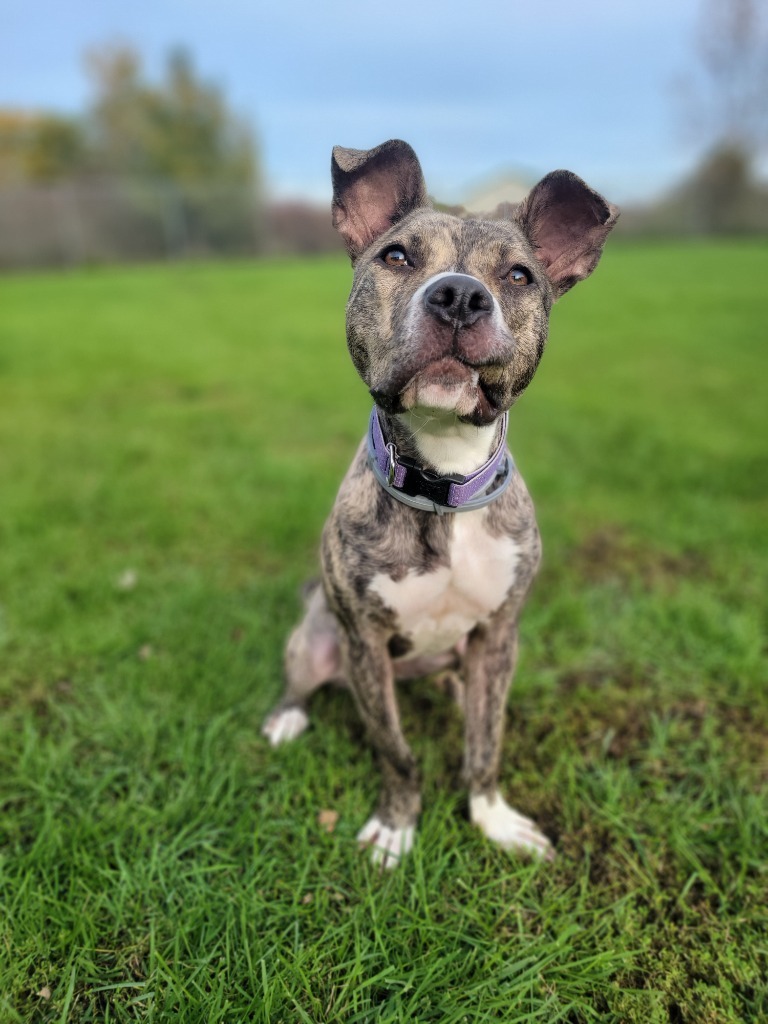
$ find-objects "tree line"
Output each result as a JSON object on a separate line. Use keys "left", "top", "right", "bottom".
{"left": 1, "top": 1, "right": 766, "bottom": 269}
{"left": 0, "top": 46, "right": 265, "bottom": 266}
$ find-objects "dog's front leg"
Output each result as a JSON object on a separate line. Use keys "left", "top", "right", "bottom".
{"left": 463, "top": 611, "right": 554, "bottom": 861}
{"left": 339, "top": 625, "right": 421, "bottom": 868}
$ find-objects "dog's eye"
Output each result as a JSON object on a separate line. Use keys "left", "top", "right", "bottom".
{"left": 507, "top": 267, "right": 531, "bottom": 286}
{"left": 381, "top": 246, "right": 410, "bottom": 268}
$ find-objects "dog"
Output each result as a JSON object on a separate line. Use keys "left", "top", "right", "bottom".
{"left": 263, "top": 139, "right": 618, "bottom": 867}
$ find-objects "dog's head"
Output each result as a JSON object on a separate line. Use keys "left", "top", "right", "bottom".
{"left": 332, "top": 139, "right": 618, "bottom": 427}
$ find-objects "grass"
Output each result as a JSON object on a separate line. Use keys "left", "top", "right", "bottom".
{"left": 0, "top": 241, "right": 766, "bottom": 1022}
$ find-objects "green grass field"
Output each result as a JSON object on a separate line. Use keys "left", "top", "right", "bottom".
{"left": 1, "top": 242, "right": 766, "bottom": 1023}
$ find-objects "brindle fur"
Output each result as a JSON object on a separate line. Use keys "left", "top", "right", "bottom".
{"left": 264, "top": 139, "right": 618, "bottom": 861}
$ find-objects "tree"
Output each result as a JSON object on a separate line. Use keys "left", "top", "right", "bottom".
{"left": 674, "top": 0, "right": 768, "bottom": 232}
{"left": 26, "top": 116, "right": 85, "bottom": 182}
{"left": 85, "top": 46, "right": 257, "bottom": 185}
{"left": 679, "top": 0, "right": 768, "bottom": 159}
{"left": 0, "top": 45, "right": 264, "bottom": 265}
{"left": 682, "top": 0, "right": 768, "bottom": 158}
{"left": 83, "top": 44, "right": 263, "bottom": 252}
{"left": 0, "top": 111, "right": 83, "bottom": 183}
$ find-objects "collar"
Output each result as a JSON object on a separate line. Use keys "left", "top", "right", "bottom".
{"left": 367, "top": 406, "right": 514, "bottom": 515}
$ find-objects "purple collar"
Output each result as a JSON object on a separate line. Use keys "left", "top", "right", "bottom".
{"left": 367, "top": 407, "right": 513, "bottom": 514}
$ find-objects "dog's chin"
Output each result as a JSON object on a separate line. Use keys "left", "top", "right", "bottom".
{"left": 402, "top": 381, "right": 478, "bottom": 418}
{"left": 398, "top": 359, "right": 476, "bottom": 417}
{"left": 398, "top": 359, "right": 502, "bottom": 425}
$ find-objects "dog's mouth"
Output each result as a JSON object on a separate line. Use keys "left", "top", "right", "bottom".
{"left": 372, "top": 357, "right": 505, "bottom": 425}
{"left": 401, "top": 357, "right": 478, "bottom": 416}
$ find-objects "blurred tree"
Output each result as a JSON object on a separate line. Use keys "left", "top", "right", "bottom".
{"left": 0, "top": 111, "right": 34, "bottom": 183}
{"left": 83, "top": 43, "right": 263, "bottom": 252}
{"left": 683, "top": 0, "right": 768, "bottom": 157}
{"left": 675, "top": 0, "right": 768, "bottom": 231}
{"left": 26, "top": 116, "right": 85, "bottom": 182}
{"left": 684, "top": 144, "right": 755, "bottom": 233}
{"left": 85, "top": 46, "right": 257, "bottom": 185}
{"left": 0, "top": 111, "right": 83, "bottom": 183}
{"left": 0, "top": 45, "right": 265, "bottom": 265}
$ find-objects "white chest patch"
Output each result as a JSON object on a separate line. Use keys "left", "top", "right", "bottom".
{"left": 370, "top": 510, "right": 520, "bottom": 658}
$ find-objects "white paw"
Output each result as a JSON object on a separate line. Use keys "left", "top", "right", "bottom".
{"left": 261, "top": 706, "right": 309, "bottom": 747}
{"left": 470, "top": 792, "right": 555, "bottom": 861}
{"left": 357, "top": 815, "right": 415, "bottom": 869}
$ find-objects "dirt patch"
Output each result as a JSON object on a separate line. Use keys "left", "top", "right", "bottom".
{"left": 569, "top": 525, "right": 712, "bottom": 592}
{"left": 547, "top": 663, "right": 657, "bottom": 760}
{"left": 556, "top": 663, "right": 644, "bottom": 694}
{"left": 670, "top": 697, "right": 768, "bottom": 782}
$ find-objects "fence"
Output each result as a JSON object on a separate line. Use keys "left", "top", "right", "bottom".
{"left": 0, "top": 179, "right": 265, "bottom": 269}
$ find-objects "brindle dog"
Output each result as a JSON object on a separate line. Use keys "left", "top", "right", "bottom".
{"left": 263, "top": 140, "right": 618, "bottom": 866}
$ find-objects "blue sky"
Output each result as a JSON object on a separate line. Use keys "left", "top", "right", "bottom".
{"left": 3, "top": 0, "right": 710, "bottom": 206}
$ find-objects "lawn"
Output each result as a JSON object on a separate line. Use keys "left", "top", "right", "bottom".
{"left": 0, "top": 241, "right": 766, "bottom": 1023}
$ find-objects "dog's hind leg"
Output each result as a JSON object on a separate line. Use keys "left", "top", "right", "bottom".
{"left": 262, "top": 583, "right": 344, "bottom": 747}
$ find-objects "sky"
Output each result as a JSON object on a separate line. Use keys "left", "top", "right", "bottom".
{"left": 2, "top": 0, "right": 713, "bottom": 207}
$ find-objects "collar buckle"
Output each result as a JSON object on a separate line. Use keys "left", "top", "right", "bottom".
{"left": 385, "top": 442, "right": 397, "bottom": 486}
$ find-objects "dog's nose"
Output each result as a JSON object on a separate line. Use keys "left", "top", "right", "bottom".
{"left": 423, "top": 274, "right": 493, "bottom": 328}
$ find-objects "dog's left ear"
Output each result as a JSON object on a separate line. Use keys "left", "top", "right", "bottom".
{"left": 516, "top": 171, "right": 619, "bottom": 297}
{"left": 331, "top": 139, "right": 429, "bottom": 260}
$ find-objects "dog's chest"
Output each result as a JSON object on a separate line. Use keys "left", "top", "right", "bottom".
{"left": 369, "top": 509, "right": 520, "bottom": 658}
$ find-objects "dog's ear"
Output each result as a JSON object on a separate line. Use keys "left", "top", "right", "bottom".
{"left": 331, "top": 139, "right": 429, "bottom": 260}
{"left": 516, "top": 171, "right": 619, "bottom": 297}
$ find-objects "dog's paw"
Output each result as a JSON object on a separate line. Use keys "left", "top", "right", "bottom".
{"left": 357, "top": 815, "right": 415, "bottom": 869}
{"left": 261, "top": 706, "right": 309, "bottom": 747}
{"left": 470, "top": 792, "right": 555, "bottom": 862}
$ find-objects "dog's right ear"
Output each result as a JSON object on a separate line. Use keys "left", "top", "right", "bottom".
{"left": 331, "top": 140, "right": 429, "bottom": 260}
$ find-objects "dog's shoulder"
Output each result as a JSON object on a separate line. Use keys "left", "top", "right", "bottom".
{"left": 321, "top": 442, "right": 453, "bottom": 602}
{"left": 486, "top": 468, "right": 542, "bottom": 582}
